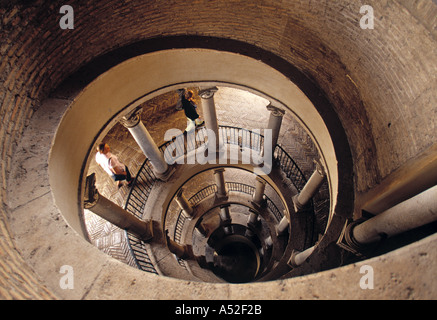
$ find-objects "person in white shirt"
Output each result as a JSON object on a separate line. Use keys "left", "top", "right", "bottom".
{"left": 95, "top": 143, "right": 134, "bottom": 188}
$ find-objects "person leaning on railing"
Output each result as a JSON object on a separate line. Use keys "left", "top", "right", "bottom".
{"left": 95, "top": 143, "right": 134, "bottom": 188}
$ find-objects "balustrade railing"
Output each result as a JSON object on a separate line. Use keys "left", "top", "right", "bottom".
{"left": 123, "top": 125, "right": 312, "bottom": 274}
{"left": 123, "top": 159, "right": 158, "bottom": 274}
{"left": 172, "top": 182, "right": 284, "bottom": 243}
{"left": 274, "top": 145, "right": 307, "bottom": 192}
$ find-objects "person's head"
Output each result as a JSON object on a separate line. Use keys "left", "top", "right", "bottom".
{"left": 184, "top": 90, "right": 194, "bottom": 101}
{"left": 97, "top": 143, "right": 110, "bottom": 154}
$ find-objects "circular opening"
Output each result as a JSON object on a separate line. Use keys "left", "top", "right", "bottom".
{"left": 48, "top": 48, "right": 344, "bottom": 285}
{"left": 212, "top": 235, "right": 260, "bottom": 283}
{"left": 50, "top": 49, "right": 338, "bottom": 237}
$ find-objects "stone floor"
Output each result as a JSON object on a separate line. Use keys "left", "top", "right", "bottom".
{"left": 84, "top": 86, "right": 325, "bottom": 270}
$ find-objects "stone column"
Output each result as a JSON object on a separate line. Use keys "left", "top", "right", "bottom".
{"left": 288, "top": 246, "right": 316, "bottom": 268}
{"left": 121, "top": 107, "right": 173, "bottom": 181}
{"left": 175, "top": 187, "right": 194, "bottom": 217}
{"left": 196, "top": 223, "right": 209, "bottom": 237}
{"left": 247, "top": 209, "right": 259, "bottom": 226}
{"left": 293, "top": 160, "right": 326, "bottom": 212}
{"left": 265, "top": 236, "right": 273, "bottom": 249}
{"left": 219, "top": 204, "right": 232, "bottom": 234}
{"left": 165, "top": 230, "right": 193, "bottom": 260}
{"left": 246, "top": 209, "right": 260, "bottom": 238}
{"left": 253, "top": 176, "right": 267, "bottom": 205}
{"left": 219, "top": 205, "right": 232, "bottom": 222}
{"left": 84, "top": 174, "right": 153, "bottom": 241}
{"left": 351, "top": 185, "right": 437, "bottom": 245}
{"left": 199, "top": 87, "right": 220, "bottom": 150}
{"left": 255, "top": 104, "right": 285, "bottom": 175}
{"left": 276, "top": 215, "right": 289, "bottom": 236}
{"left": 214, "top": 168, "right": 227, "bottom": 198}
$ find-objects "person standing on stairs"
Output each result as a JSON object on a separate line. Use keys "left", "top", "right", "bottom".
{"left": 179, "top": 89, "right": 204, "bottom": 133}
{"left": 95, "top": 143, "right": 134, "bottom": 188}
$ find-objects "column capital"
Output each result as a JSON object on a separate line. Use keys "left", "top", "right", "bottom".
{"left": 220, "top": 203, "right": 231, "bottom": 209}
{"left": 267, "top": 104, "right": 285, "bottom": 117}
{"left": 255, "top": 176, "right": 267, "bottom": 185}
{"left": 292, "top": 194, "right": 304, "bottom": 212}
{"left": 276, "top": 215, "right": 290, "bottom": 236}
{"left": 175, "top": 187, "right": 194, "bottom": 217}
{"left": 120, "top": 106, "right": 142, "bottom": 128}
{"left": 219, "top": 205, "right": 232, "bottom": 223}
{"left": 166, "top": 230, "right": 194, "bottom": 260}
{"left": 199, "top": 87, "right": 218, "bottom": 99}
{"left": 247, "top": 209, "right": 261, "bottom": 230}
{"left": 314, "top": 159, "right": 326, "bottom": 177}
{"left": 213, "top": 167, "right": 226, "bottom": 174}
{"left": 176, "top": 187, "right": 186, "bottom": 198}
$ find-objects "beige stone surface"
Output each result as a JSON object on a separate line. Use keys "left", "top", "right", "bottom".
{"left": 1, "top": 0, "right": 436, "bottom": 299}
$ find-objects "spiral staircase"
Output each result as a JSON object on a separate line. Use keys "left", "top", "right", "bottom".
{"left": 84, "top": 87, "right": 330, "bottom": 284}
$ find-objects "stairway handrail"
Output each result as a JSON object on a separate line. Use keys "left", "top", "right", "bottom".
{"left": 124, "top": 125, "right": 309, "bottom": 274}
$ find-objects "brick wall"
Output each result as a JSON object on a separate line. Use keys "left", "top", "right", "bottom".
{"left": 0, "top": 0, "right": 435, "bottom": 299}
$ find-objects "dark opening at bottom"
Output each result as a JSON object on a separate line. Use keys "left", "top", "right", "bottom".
{"left": 212, "top": 239, "right": 260, "bottom": 283}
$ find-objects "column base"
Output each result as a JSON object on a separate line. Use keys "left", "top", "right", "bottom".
{"left": 287, "top": 247, "right": 316, "bottom": 268}
{"left": 275, "top": 214, "right": 290, "bottom": 236}
{"left": 287, "top": 250, "right": 302, "bottom": 268}
{"left": 250, "top": 200, "right": 266, "bottom": 211}
{"left": 215, "top": 193, "right": 228, "bottom": 201}
{"left": 135, "top": 220, "right": 154, "bottom": 242}
{"left": 154, "top": 166, "right": 176, "bottom": 182}
{"left": 292, "top": 194, "right": 305, "bottom": 213}
{"left": 336, "top": 218, "right": 369, "bottom": 258}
